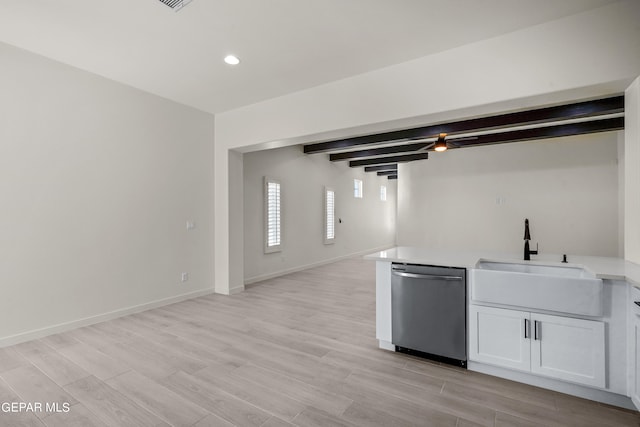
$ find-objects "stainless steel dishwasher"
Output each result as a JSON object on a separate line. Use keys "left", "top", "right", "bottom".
{"left": 391, "top": 263, "right": 467, "bottom": 367}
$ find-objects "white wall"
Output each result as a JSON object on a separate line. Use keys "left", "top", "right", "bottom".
{"left": 0, "top": 42, "right": 215, "bottom": 345}
{"left": 214, "top": 1, "right": 640, "bottom": 293}
{"left": 243, "top": 145, "right": 396, "bottom": 283}
{"left": 625, "top": 77, "right": 640, "bottom": 263}
{"left": 396, "top": 133, "right": 621, "bottom": 257}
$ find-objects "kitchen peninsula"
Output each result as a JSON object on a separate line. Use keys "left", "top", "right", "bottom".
{"left": 366, "top": 246, "right": 640, "bottom": 411}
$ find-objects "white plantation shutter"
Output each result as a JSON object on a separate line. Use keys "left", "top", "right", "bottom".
{"left": 354, "top": 179, "right": 363, "bottom": 198}
{"left": 326, "top": 190, "right": 335, "bottom": 239}
{"left": 264, "top": 177, "right": 282, "bottom": 253}
{"left": 324, "top": 187, "right": 335, "bottom": 244}
{"left": 267, "top": 182, "right": 281, "bottom": 246}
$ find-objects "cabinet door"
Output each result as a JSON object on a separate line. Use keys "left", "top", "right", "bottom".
{"left": 469, "top": 305, "right": 530, "bottom": 372}
{"left": 630, "top": 285, "right": 640, "bottom": 410}
{"left": 375, "top": 262, "right": 392, "bottom": 343}
{"left": 530, "top": 313, "right": 605, "bottom": 388}
{"left": 632, "top": 318, "right": 640, "bottom": 409}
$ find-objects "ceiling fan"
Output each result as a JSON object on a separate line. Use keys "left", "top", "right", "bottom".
{"left": 411, "top": 133, "right": 478, "bottom": 152}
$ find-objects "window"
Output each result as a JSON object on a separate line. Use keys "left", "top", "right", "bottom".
{"left": 264, "top": 177, "right": 281, "bottom": 253}
{"left": 380, "top": 185, "right": 387, "bottom": 201}
{"left": 354, "top": 179, "right": 363, "bottom": 198}
{"left": 324, "top": 187, "right": 335, "bottom": 244}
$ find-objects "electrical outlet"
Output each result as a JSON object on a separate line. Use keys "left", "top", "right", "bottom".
{"left": 186, "top": 221, "right": 195, "bottom": 230}
{"left": 181, "top": 272, "right": 189, "bottom": 282}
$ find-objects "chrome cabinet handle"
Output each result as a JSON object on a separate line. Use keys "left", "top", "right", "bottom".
{"left": 524, "top": 319, "right": 530, "bottom": 339}
{"left": 392, "top": 271, "right": 463, "bottom": 281}
{"left": 534, "top": 320, "right": 540, "bottom": 340}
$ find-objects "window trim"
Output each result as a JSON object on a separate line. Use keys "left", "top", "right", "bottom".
{"left": 264, "top": 176, "right": 282, "bottom": 253}
{"left": 380, "top": 185, "right": 387, "bottom": 202}
{"left": 324, "top": 186, "right": 336, "bottom": 245}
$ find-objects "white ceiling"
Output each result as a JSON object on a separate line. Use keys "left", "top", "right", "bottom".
{"left": 0, "top": 0, "right": 619, "bottom": 114}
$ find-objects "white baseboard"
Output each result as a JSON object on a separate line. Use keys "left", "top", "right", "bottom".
{"left": 0, "top": 288, "right": 215, "bottom": 348}
{"left": 378, "top": 340, "right": 395, "bottom": 351}
{"left": 468, "top": 361, "right": 635, "bottom": 410}
{"left": 244, "top": 245, "right": 392, "bottom": 286}
{"left": 228, "top": 285, "right": 245, "bottom": 295}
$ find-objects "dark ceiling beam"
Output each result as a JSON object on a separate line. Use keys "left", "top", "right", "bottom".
{"left": 364, "top": 164, "right": 397, "bottom": 172}
{"left": 303, "top": 96, "right": 623, "bottom": 154}
{"left": 451, "top": 116, "right": 623, "bottom": 149}
{"left": 349, "top": 152, "right": 429, "bottom": 167}
{"left": 337, "top": 116, "right": 623, "bottom": 159}
{"left": 388, "top": 175, "right": 398, "bottom": 180}
{"left": 377, "top": 171, "right": 397, "bottom": 176}
{"left": 330, "top": 142, "right": 428, "bottom": 161}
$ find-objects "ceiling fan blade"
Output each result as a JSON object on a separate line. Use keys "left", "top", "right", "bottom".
{"left": 447, "top": 136, "right": 478, "bottom": 147}
{"left": 418, "top": 142, "right": 435, "bottom": 151}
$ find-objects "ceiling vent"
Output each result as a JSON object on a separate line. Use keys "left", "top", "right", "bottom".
{"left": 158, "top": 0, "right": 193, "bottom": 12}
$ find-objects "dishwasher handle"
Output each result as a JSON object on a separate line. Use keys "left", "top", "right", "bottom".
{"left": 392, "top": 271, "right": 463, "bottom": 281}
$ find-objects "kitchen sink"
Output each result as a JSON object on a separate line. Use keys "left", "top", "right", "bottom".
{"left": 470, "top": 259, "right": 603, "bottom": 316}
{"left": 475, "top": 259, "right": 596, "bottom": 278}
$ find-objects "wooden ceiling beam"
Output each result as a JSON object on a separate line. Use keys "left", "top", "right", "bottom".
{"left": 364, "top": 164, "right": 397, "bottom": 172}
{"left": 303, "top": 96, "right": 623, "bottom": 154}
{"left": 349, "top": 152, "right": 429, "bottom": 167}
{"left": 330, "top": 142, "right": 428, "bottom": 161}
{"left": 335, "top": 116, "right": 622, "bottom": 162}
{"left": 450, "top": 116, "right": 623, "bottom": 149}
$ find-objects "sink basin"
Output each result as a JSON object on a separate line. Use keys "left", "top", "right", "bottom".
{"left": 470, "top": 259, "right": 603, "bottom": 316}
{"left": 475, "top": 260, "right": 596, "bottom": 278}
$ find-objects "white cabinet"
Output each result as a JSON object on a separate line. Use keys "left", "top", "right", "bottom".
{"left": 530, "top": 312, "right": 605, "bottom": 387}
{"left": 375, "top": 261, "right": 393, "bottom": 349}
{"left": 630, "top": 318, "right": 640, "bottom": 409}
{"left": 469, "top": 305, "right": 530, "bottom": 371}
{"left": 629, "top": 285, "right": 640, "bottom": 410}
{"left": 470, "top": 305, "right": 605, "bottom": 388}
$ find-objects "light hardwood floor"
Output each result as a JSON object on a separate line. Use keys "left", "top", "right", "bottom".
{"left": 1, "top": 257, "right": 639, "bottom": 426}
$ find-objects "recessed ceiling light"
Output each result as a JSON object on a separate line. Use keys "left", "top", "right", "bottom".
{"left": 224, "top": 55, "right": 240, "bottom": 65}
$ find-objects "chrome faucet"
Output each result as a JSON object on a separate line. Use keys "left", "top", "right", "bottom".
{"left": 524, "top": 218, "right": 538, "bottom": 261}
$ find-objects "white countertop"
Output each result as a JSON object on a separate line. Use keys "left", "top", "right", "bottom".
{"left": 364, "top": 246, "right": 640, "bottom": 287}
